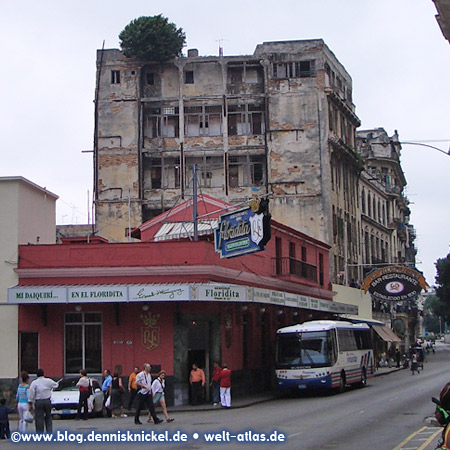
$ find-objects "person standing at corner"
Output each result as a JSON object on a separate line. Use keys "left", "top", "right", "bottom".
{"left": 28, "top": 368, "right": 58, "bottom": 434}
{"left": 16, "top": 371, "right": 30, "bottom": 433}
{"left": 210, "top": 362, "right": 222, "bottom": 406}
{"left": 134, "top": 363, "right": 162, "bottom": 425}
{"left": 127, "top": 366, "right": 139, "bottom": 410}
{"left": 75, "top": 369, "right": 90, "bottom": 421}
{"left": 102, "top": 369, "right": 112, "bottom": 417}
{"left": 189, "top": 363, "right": 205, "bottom": 406}
{"left": 219, "top": 364, "right": 232, "bottom": 408}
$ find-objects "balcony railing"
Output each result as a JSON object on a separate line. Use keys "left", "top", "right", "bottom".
{"left": 272, "top": 257, "right": 318, "bottom": 282}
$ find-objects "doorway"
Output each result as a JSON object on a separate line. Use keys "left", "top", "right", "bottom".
{"left": 188, "top": 321, "right": 209, "bottom": 403}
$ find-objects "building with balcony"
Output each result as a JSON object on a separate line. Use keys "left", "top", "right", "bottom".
{"left": 8, "top": 195, "right": 359, "bottom": 404}
{"left": 94, "top": 39, "right": 361, "bottom": 283}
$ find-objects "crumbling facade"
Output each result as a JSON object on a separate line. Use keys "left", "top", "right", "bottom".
{"left": 356, "top": 128, "right": 416, "bottom": 277}
{"left": 94, "top": 39, "right": 362, "bottom": 282}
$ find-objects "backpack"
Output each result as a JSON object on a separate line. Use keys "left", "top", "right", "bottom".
{"left": 87, "top": 378, "right": 93, "bottom": 396}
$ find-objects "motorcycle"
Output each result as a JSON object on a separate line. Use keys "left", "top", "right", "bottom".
{"left": 432, "top": 397, "right": 450, "bottom": 449}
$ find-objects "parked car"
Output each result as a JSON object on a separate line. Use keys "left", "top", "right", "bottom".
{"left": 51, "top": 376, "right": 104, "bottom": 417}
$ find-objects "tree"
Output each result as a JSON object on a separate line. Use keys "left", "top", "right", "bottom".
{"left": 119, "top": 15, "right": 186, "bottom": 62}
{"left": 435, "top": 253, "right": 450, "bottom": 322}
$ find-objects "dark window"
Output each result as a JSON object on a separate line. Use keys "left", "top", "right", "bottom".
{"left": 146, "top": 73, "right": 154, "bottom": 85}
{"left": 185, "top": 71, "right": 194, "bottom": 84}
{"left": 319, "top": 253, "right": 324, "bottom": 286}
{"left": 337, "top": 329, "right": 358, "bottom": 351}
{"left": 276, "top": 237, "right": 282, "bottom": 275}
{"left": 111, "top": 70, "right": 120, "bottom": 84}
{"left": 151, "top": 158, "right": 162, "bottom": 189}
{"left": 65, "top": 312, "right": 102, "bottom": 374}
{"left": 20, "top": 332, "right": 38, "bottom": 374}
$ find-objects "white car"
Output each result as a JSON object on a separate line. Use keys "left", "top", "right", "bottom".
{"left": 51, "top": 376, "right": 104, "bottom": 417}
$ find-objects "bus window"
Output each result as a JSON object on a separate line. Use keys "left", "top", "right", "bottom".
{"left": 276, "top": 331, "right": 333, "bottom": 368}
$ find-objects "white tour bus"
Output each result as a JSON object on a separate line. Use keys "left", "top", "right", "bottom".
{"left": 275, "top": 320, "right": 374, "bottom": 392}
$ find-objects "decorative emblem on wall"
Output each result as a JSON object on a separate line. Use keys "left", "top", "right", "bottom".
{"left": 140, "top": 311, "right": 160, "bottom": 351}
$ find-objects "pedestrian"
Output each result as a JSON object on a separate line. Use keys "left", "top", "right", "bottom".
{"left": 28, "top": 368, "right": 58, "bottom": 434}
{"left": 0, "top": 398, "right": 13, "bottom": 439}
{"left": 210, "top": 362, "right": 222, "bottom": 406}
{"left": 411, "top": 353, "right": 420, "bottom": 375}
{"left": 75, "top": 369, "right": 90, "bottom": 421}
{"left": 110, "top": 371, "right": 127, "bottom": 418}
{"left": 134, "top": 363, "right": 163, "bottom": 425}
{"left": 189, "top": 363, "right": 205, "bottom": 406}
{"left": 16, "top": 371, "right": 30, "bottom": 433}
{"left": 127, "top": 366, "right": 139, "bottom": 410}
{"left": 219, "top": 364, "right": 232, "bottom": 408}
{"left": 102, "top": 369, "right": 112, "bottom": 417}
{"left": 395, "top": 349, "right": 401, "bottom": 368}
{"left": 151, "top": 370, "right": 174, "bottom": 423}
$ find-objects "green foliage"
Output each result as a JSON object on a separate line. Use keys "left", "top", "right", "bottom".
{"left": 435, "top": 253, "right": 450, "bottom": 322}
{"left": 119, "top": 15, "right": 186, "bottom": 62}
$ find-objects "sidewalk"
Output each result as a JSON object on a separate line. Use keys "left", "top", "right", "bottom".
{"left": 153, "top": 365, "right": 403, "bottom": 414}
{"left": 7, "top": 366, "right": 403, "bottom": 420}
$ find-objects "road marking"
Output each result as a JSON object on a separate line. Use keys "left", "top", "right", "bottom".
{"left": 416, "top": 429, "right": 441, "bottom": 450}
{"left": 392, "top": 426, "right": 441, "bottom": 450}
{"left": 392, "top": 426, "right": 427, "bottom": 450}
{"left": 288, "top": 432, "right": 302, "bottom": 438}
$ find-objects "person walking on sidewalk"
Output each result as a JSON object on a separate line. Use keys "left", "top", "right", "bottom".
{"left": 134, "top": 363, "right": 162, "bottom": 425}
{"left": 28, "top": 368, "right": 58, "bottom": 434}
{"left": 151, "top": 371, "right": 174, "bottom": 423}
{"left": 16, "top": 371, "right": 30, "bottom": 433}
{"left": 127, "top": 366, "right": 139, "bottom": 410}
{"left": 219, "top": 364, "right": 232, "bottom": 408}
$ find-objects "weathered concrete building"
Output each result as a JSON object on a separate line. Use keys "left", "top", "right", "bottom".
{"left": 94, "top": 39, "right": 362, "bottom": 282}
{"left": 356, "top": 128, "right": 416, "bottom": 275}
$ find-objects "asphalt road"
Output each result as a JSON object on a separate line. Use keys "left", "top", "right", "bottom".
{"left": 4, "top": 344, "right": 450, "bottom": 449}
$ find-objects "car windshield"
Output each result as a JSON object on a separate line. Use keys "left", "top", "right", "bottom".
{"left": 54, "top": 378, "right": 79, "bottom": 391}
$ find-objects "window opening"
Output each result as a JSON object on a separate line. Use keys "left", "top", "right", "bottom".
{"left": 111, "top": 70, "right": 121, "bottom": 84}
{"left": 65, "top": 312, "right": 102, "bottom": 374}
{"left": 185, "top": 71, "right": 194, "bottom": 84}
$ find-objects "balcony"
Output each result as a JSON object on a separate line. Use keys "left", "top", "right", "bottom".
{"left": 272, "top": 257, "right": 318, "bottom": 282}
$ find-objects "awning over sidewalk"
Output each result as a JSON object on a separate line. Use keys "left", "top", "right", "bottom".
{"left": 372, "top": 325, "right": 401, "bottom": 342}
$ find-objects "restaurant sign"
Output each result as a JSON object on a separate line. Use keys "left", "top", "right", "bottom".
{"left": 361, "top": 265, "right": 428, "bottom": 302}
{"left": 214, "top": 206, "right": 268, "bottom": 258}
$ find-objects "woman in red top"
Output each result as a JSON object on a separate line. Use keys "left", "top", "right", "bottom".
{"left": 219, "top": 364, "right": 231, "bottom": 408}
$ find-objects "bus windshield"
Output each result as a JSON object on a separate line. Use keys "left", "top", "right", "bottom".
{"left": 276, "top": 331, "right": 333, "bottom": 368}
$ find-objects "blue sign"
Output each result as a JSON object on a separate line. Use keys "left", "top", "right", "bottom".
{"left": 215, "top": 207, "right": 264, "bottom": 258}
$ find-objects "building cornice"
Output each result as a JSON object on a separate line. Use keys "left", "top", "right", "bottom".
{"left": 15, "top": 264, "right": 334, "bottom": 300}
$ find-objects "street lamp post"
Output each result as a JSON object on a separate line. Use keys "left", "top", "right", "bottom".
{"left": 401, "top": 141, "right": 450, "bottom": 156}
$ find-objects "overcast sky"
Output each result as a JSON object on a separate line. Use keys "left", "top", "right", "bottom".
{"left": 1, "top": 0, "right": 449, "bottom": 286}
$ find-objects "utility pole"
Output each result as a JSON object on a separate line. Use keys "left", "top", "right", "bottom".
{"left": 193, "top": 164, "right": 198, "bottom": 241}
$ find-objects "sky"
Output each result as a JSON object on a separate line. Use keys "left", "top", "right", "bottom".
{"left": 1, "top": 0, "right": 449, "bottom": 287}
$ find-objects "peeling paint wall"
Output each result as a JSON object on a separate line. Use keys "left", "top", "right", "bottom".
{"left": 94, "top": 40, "right": 361, "bottom": 281}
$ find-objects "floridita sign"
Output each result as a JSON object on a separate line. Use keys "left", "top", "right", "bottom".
{"left": 8, "top": 283, "right": 358, "bottom": 314}
{"left": 361, "top": 265, "right": 428, "bottom": 302}
{"left": 214, "top": 199, "right": 271, "bottom": 258}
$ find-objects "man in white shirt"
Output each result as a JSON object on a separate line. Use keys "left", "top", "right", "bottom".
{"left": 134, "top": 363, "right": 162, "bottom": 425}
{"left": 28, "top": 368, "right": 58, "bottom": 433}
